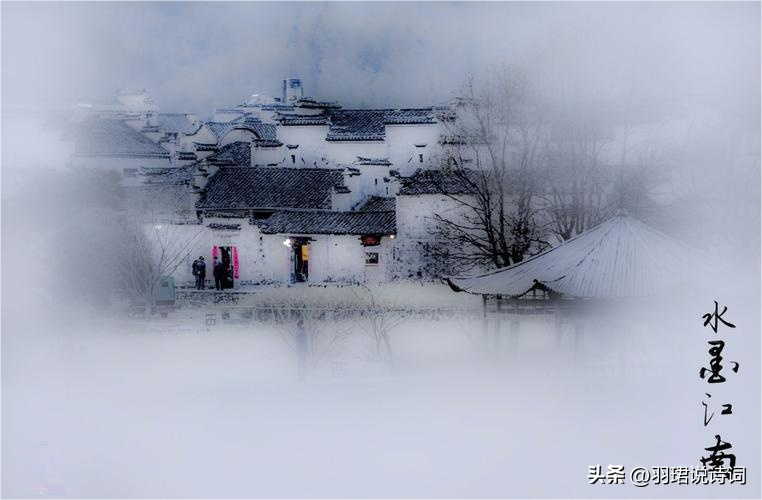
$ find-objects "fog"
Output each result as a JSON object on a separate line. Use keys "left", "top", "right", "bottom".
{"left": 1, "top": 2, "right": 760, "bottom": 499}
{"left": 2, "top": 2, "right": 759, "bottom": 121}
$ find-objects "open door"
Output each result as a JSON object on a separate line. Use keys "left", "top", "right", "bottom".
{"left": 213, "top": 246, "right": 238, "bottom": 289}
{"left": 289, "top": 238, "right": 310, "bottom": 283}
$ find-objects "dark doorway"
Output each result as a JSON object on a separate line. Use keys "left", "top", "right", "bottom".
{"left": 291, "top": 238, "right": 310, "bottom": 283}
{"left": 218, "top": 246, "right": 235, "bottom": 289}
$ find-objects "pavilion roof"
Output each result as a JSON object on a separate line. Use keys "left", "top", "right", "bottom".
{"left": 448, "top": 215, "right": 699, "bottom": 299}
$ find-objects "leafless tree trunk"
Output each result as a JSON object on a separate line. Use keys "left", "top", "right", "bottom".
{"left": 430, "top": 69, "right": 549, "bottom": 274}
{"left": 539, "top": 119, "right": 611, "bottom": 241}
{"left": 112, "top": 210, "right": 205, "bottom": 316}
{"left": 267, "top": 303, "right": 355, "bottom": 379}
{"left": 351, "top": 285, "right": 406, "bottom": 364}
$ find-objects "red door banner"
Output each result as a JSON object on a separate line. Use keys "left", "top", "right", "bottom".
{"left": 233, "top": 247, "right": 239, "bottom": 279}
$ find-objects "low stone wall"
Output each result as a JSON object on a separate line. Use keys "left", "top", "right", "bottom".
{"left": 176, "top": 289, "right": 257, "bottom": 306}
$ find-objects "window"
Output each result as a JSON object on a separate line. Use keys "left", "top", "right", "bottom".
{"left": 291, "top": 154, "right": 296, "bottom": 164}
{"left": 374, "top": 178, "right": 378, "bottom": 185}
{"left": 419, "top": 154, "right": 424, "bottom": 163}
{"left": 365, "top": 252, "right": 379, "bottom": 265}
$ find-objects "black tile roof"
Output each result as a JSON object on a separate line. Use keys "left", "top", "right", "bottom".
{"left": 206, "top": 142, "right": 251, "bottom": 166}
{"left": 398, "top": 168, "right": 479, "bottom": 195}
{"left": 197, "top": 167, "right": 345, "bottom": 211}
{"left": 202, "top": 210, "right": 250, "bottom": 219}
{"left": 295, "top": 98, "right": 342, "bottom": 109}
{"left": 355, "top": 157, "right": 392, "bottom": 166}
{"left": 258, "top": 210, "right": 395, "bottom": 235}
{"left": 176, "top": 151, "right": 197, "bottom": 161}
{"left": 326, "top": 110, "right": 387, "bottom": 141}
{"left": 193, "top": 143, "right": 219, "bottom": 152}
{"left": 141, "top": 164, "right": 195, "bottom": 184}
{"left": 356, "top": 196, "right": 396, "bottom": 212}
{"left": 277, "top": 108, "right": 436, "bottom": 141}
{"left": 278, "top": 115, "right": 331, "bottom": 126}
{"left": 70, "top": 118, "right": 170, "bottom": 157}
{"left": 204, "top": 121, "right": 279, "bottom": 142}
{"left": 208, "top": 222, "right": 242, "bottom": 231}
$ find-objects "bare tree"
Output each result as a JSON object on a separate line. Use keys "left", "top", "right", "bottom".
{"left": 429, "top": 68, "right": 548, "bottom": 273}
{"left": 538, "top": 95, "right": 673, "bottom": 241}
{"left": 351, "top": 285, "right": 406, "bottom": 364}
{"left": 538, "top": 111, "right": 612, "bottom": 241}
{"left": 111, "top": 215, "right": 205, "bottom": 316}
{"left": 265, "top": 304, "right": 355, "bottom": 379}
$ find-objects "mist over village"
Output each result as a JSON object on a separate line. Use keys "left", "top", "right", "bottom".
{"left": 1, "top": 2, "right": 760, "bottom": 498}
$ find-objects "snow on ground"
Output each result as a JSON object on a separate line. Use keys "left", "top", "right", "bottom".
{"left": 2, "top": 283, "right": 760, "bottom": 498}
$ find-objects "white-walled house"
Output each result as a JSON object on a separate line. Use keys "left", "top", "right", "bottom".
{"left": 137, "top": 163, "right": 397, "bottom": 288}
{"left": 78, "top": 79, "right": 543, "bottom": 288}
{"left": 178, "top": 121, "right": 284, "bottom": 165}
{"left": 275, "top": 108, "right": 444, "bottom": 176}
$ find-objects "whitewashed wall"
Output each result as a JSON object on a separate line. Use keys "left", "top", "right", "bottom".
{"left": 325, "top": 141, "right": 387, "bottom": 165}
{"left": 178, "top": 126, "right": 215, "bottom": 151}
{"left": 157, "top": 220, "right": 393, "bottom": 287}
{"left": 276, "top": 122, "right": 444, "bottom": 171}
{"left": 391, "top": 194, "right": 471, "bottom": 280}
{"left": 385, "top": 123, "right": 442, "bottom": 175}
{"left": 277, "top": 126, "right": 331, "bottom": 166}
{"left": 218, "top": 128, "right": 255, "bottom": 147}
{"left": 251, "top": 146, "right": 286, "bottom": 166}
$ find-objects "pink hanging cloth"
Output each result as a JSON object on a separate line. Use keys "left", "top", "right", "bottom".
{"left": 212, "top": 246, "right": 219, "bottom": 261}
{"left": 233, "top": 247, "right": 240, "bottom": 279}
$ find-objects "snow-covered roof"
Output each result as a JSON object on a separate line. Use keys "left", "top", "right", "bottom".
{"left": 140, "top": 164, "right": 195, "bottom": 184}
{"left": 257, "top": 210, "right": 395, "bottom": 235}
{"left": 206, "top": 142, "right": 251, "bottom": 166}
{"left": 356, "top": 196, "right": 396, "bottom": 212}
{"left": 70, "top": 118, "right": 170, "bottom": 157}
{"left": 277, "top": 108, "right": 436, "bottom": 141}
{"left": 157, "top": 113, "right": 197, "bottom": 135}
{"left": 355, "top": 157, "right": 392, "bottom": 166}
{"left": 201, "top": 121, "right": 279, "bottom": 143}
{"left": 295, "top": 97, "right": 342, "bottom": 110}
{"left": 448, "top": 215, "right": 699, "bottom": 299}
{"left": 398, "top": 168, "right": 478, "bottom": 196}
{"left": 197, "top": 167, "right": 345, "bottom": 211}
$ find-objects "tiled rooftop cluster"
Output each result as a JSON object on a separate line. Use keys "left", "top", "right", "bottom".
{"left": 196, "top": 167, "right": 345, "bottom": 211}
{"left": 278, "top": 108, "right": 436, "bottom": 142}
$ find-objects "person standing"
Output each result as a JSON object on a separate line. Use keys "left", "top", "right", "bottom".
{"left": 213, "top": 257, "right": 225, "bottom": 291}
{"left": 192, "top": 256, "right": 206, "bottom": 290}
{"left": 192, "top": 257, "right": 199, "bottom": 288}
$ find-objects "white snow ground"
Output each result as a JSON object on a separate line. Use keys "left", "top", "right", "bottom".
{"left": 2, "top": 281, "right": 759, "bottom": 498}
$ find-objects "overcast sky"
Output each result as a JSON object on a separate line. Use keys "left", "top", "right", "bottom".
{"left": 2, "top": 1, "right": 760, "bottom": 125}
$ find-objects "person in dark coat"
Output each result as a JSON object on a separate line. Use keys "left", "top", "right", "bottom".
{"left": 192, "top": 256, "right": 206, "bottom": 290}
{"left": 213, "top": 257, "right": 226, "bottom": 290}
